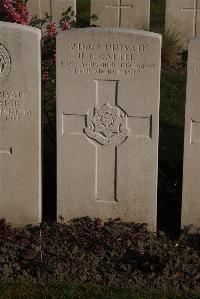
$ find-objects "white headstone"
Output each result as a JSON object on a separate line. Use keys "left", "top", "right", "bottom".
{"left": 51, "top": 0, "right": 76, "bottom": 25}
{"left": 91, "top": 0, "right": 150, "bottom": 29}
{"left": 182, "top": 38, "right": 200, "bottom": 228}
{"left": 27, "top": 0, "right": 51, "bottom": 20}
{"left": 57, "top": 28, "right": 161, "bottom": 231}
{"left": 27, "top": 0, "right": 76, "bottom": 25}
{"left": 165, "top": 0, "right": 200, "bottom": 47}
{"left": 0, "top": 22, "right": 41, "bottom": 226}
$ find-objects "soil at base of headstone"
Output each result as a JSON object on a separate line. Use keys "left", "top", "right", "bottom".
{"left": 0, "top": 217, "right": 199, "bottom": 294}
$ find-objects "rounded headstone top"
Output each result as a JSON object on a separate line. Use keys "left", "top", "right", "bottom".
{"left": 0, "top": 21, "right": 41, "bottom": 37}
{"left": 58, "top": 27, "right": 162, "bottom": 40}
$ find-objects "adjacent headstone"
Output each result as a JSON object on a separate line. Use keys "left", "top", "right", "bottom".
{"left": 0, "top": 22, "right": 41, "bottom": 226}
{"left": 27, "top": 0, "right": 51, "bottom": 20}
{"left": 91, "top": 0, "right": 150, "bottom": 29}
{"left": 27, "top": 0, "right": 76, "bottom": 25}
{"left": 182, "top": 38, "right": 200, "bottom": 228}
{"left": 165, "top": 0, "right": 200, "bottom": 47}
{"left": 51, "top": 0, "right": 76, "bottom": 25}
{"left": 57, "top": 28, "right": 161, "bottom": 231}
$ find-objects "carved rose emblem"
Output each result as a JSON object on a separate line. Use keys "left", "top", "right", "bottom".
{"left": 0, "top": 45, "right": 11, "bottom": 80}
{"left": 84, "top": 103, "right": 129, "bottom": 146}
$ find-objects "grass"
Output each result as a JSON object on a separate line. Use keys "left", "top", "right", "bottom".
{"left": 162, "top": 31, "right": 185, "bottom": 68}
{"left": 77, "top": 0, "right": 91, "bottom": 27}
{"left": 158, "top": 70, "right": 186, "bottom": 235}
{"left": 0, "top": 283, "right": 198, "bottom": 299}
{"left": 149, "top": 0, "right": 187, "bottom": 234}
{"left": 160, "top": 71, "right": 186, "bottom": 128}
{"left": 0, "top": 1, "right": 193, "bottom": 298}
{"left": 150, "top": 0, "right": 166, "bottom": 32}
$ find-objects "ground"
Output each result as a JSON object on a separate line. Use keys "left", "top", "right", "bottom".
{"left": 0, "top": 218, "right": 200, "bottom": 298}
{"left": 0, "top": 0, "right": 197, "bottom": 298}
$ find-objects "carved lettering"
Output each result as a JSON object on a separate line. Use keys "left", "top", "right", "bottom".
{"left": 0, "top": 90, "right": 24, "bottom": 99}
{"left": 0, "top": 90, "right": 32, "bottom": 121}
{"left": 61, "top": 40, "right": 157, "bottom": 78}
{"left": 68, "top": 42, "right": 147, "bottom": 53}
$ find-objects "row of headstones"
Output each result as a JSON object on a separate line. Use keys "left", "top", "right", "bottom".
{"left": 27, "top": 0, "right": 150, "bottom": 28}
{"left": 28, "top": 0, "right": 200, "bottom": 48}
{"left": 0, "top": 21, "right": 199, "bottom": 231}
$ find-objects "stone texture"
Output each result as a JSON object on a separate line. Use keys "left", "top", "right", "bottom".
{"left": 27, "top": 0, "right": 51, "bottom": 20}
{"left": 182, "top": 38, "right": 200, "bottom": 228}
{"left": 51, "top": 0, "right": 76, "bottom": 25}
{"left": 0, "top": 22, "right": 41, "bottom": 226}
{"left": 91, "top": 0, "right": 150, "bottom": 29}
{"left": 57, "top": 28, "right": 161, "bottom": 231}
{"left": 27, "top": 0, "right": 76, "bottom": 25}
{"left": 165, "top": 0, "right": 200, "bottom": 47}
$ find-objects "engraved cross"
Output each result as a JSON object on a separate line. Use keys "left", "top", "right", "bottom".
{"left": 62, "top": 80, "right": 152, "bottom": 203}
{"left": 0, "top": 147, "right": 12, "bottom": 189}
{"left": 106, "top": 0, "right": 134, "bottom": 27}
{"left": 0, "top": 148, "right": 12, "bottom": 155}
{"left": 0, "top": 56, "right": 3, "bottom": 74}
{"left": 182, "top": 0, "right": 200, "bottom": 36}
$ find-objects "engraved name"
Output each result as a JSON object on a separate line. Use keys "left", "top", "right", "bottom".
{"left": 69, "top": 42, "right": 147, "bottom": 52}
{"left": 61, "top": 40, "right": 157, "bottom": 77}
{"left": 0, "top": 90, "right": 31, "bottom": 121}
{"left": 0, "top": 90, "right": 24, "bottom": 99}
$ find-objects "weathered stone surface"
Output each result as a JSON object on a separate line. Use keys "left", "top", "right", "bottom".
{"left": 27, "top": 0, "right": 50, "bottom": 20}
{"left": 0, "top": 22, "right": 41, "bottom": 226}
{"left": 182, "top": 38, "right": 200, "bottom": 228}
{"left": 27, "top": 0, "right": 76, "bottom": 25}
{"left": 57, "top": 28, "right": 161, "bottom": 231}
{"left": 165, "top": 0, "right": 200, "bottom": 47}
{"left": 51, "top": 0, "right": 76, "bottom": 25}
{"left": 91, "top": 0, "right": 150, "bottom": 29}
